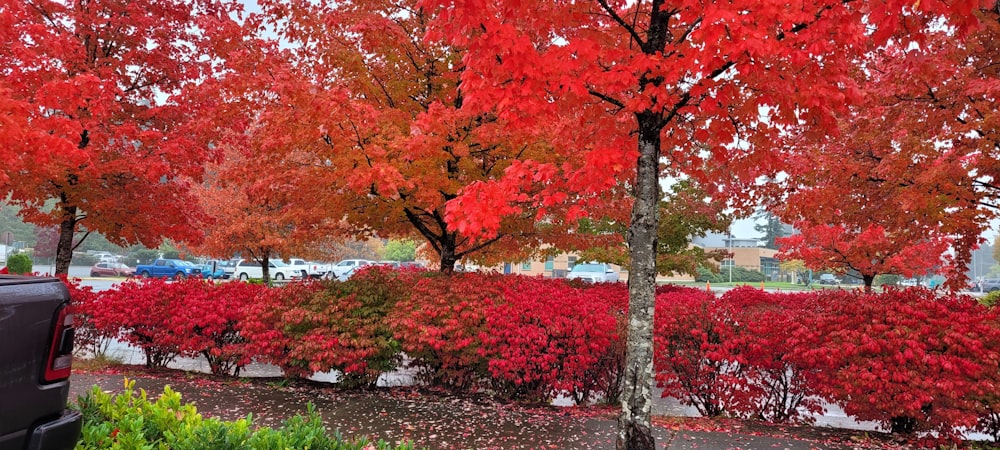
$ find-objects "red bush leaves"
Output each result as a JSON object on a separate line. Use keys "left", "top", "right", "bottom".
{"left": 390, "top": 272, "right": 506, "bottom": 390}
{"left": 75, "top": 277, "right": 264, "bottom": 374}
{"left": 71, "top": 275, "right": 1000, "bottom": 444}
{"left": 391, "top": 274, "right": 627, "bottom": 403}
{"left": 482, "top": 277, "right": 627, "bottom": 403}
{"left": 653, "top": 285, "right": 1000, "bottom": 445}
{"left": 797, "top": 288, "right": 1000, "bottom": 443}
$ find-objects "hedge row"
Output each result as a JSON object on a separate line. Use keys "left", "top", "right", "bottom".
{"left": 67, "top": 271, "right": 1000, "bottom": 445}
{"left": 655, "top": 285, "right": 1000, "bottom": 446}
{"left": 69, "top": 268, "right": 627, "bottom": 404}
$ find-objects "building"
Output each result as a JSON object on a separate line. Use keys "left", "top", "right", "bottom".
{"left": 504, "top": 254, "right": 627, "bottom": 280}
{"left": 491, "top": 230, "right": 781, "bottom": 282}
{"left": 694, "top": 233, "right": 781, "bottom": 280}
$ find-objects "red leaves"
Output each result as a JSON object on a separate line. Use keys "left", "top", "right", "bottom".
{"left": 244, "top": 267, "right": 414, "bottom": 386}
{"left": 481, "top": 277, "right": 627, "bottom": 403}
{"left": 654, "top": 284, "right": 1000, "bottom": 444}
{"left": 799, "top": 288, "right": 1000, "bottom": 443}
{"left": 390, "top": 272, "right": 505, "bottom": 390}
{"left": 391, "top": 273, "right": 627, "bottom": 403}
{"left": 73, "top": 278, "right": 266, "bottom": 374}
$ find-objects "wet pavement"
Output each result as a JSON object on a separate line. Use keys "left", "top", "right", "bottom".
{"left": 70, "top": 371, "right": 873, "bottom": 449}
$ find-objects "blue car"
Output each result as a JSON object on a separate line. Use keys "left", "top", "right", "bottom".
{"left": 198, "top": 261, "right": 227, "bottom": 279}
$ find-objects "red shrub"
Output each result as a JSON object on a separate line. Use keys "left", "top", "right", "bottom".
{"left": 653, "top": 285, "right": 733, "bottom": 416}
{"left": 240, "top": 280, "right": 324, "bottom": 378}
{"left": 798, "top": 288, "right": 1000, "bottom": 443}
{"left": 63, "top": 277, "right": 115, "bottom": 357}
{"left": 390, "top": 272, "right": 506, "bottom": 390}
{"left": 482, "top": 277, "right": 625, "bottom": 403}
{"left": 715, "top": 287, "right": 824, "bottom": 423}
{"left": 246, "top": 267, "right": 410, "bottom": 386}
{"left": 93, "top": 278, "right": 189, "bottom": 368}
{"left": 172, "top": 281, "right": 265, "bottom": 376}
{"left": 577, "top": 282, "right": 629, "bottom": 404}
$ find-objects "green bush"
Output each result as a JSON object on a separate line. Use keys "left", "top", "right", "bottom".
{"left": 874, "top": 274, "right": 902, "bottom": 287}
{"left": 6, "top": 252, "right": 32, "bottom": 274}
{"left": 981, "top": 291, "right": 1000, "bottom": 308}
{"left": 75, "top": 379, "right": 416, "bottom": 450}
{"left": 695, "top": 265, "right": 766, "bottom": 283}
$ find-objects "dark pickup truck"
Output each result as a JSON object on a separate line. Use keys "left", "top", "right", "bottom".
{"left": 0, "top": 276, "right": 81, "bottom": 449}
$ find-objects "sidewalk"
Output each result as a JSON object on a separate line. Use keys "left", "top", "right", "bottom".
{"left": 70, "top": 371, "right": 880, "bottom": 450}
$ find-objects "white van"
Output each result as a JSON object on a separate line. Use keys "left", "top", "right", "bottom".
{"left": 232, "top": 259, "right": 302, "bottom": 281}
{"left": 329, "top": 259, "right": 375, "bottom": 279}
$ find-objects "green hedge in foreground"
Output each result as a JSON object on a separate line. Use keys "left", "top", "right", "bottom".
{"left": 74, "top": 380, "right": 416, "bottom": 450}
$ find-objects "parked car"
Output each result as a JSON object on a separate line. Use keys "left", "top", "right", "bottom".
{"left": 0, "top": 275, "right": 82, "bottom": 449}
{"left": 980, "top": 279, "right": 1000, "bottom": 293}
{"left": 197, "top": 260, "right": 227, "bottom": 279}
{"left": 338, "top": 260, "right": 400, "bottom": 280}
{"left": 566, "top": 263, "right": 620, "bottom": 283}
{"left": 286, "top": 258, "right": 331, "bottom": 279}
{"left": 135, "top": 258, "right": 202, "bottom": 279}
{"left": 217, "top": 258, "right": 240, "bottom": 279}
{"left": 232, "top": 259, "right": 302, "bottom": 281}
{"left": 329, "top": 259, "right": 375, "bottom": 279}
{"left": 818, "top": 274, "right": 840, "bottom": 285}
{"left": 90, "top": 261, "right": 134, "bottom": 277}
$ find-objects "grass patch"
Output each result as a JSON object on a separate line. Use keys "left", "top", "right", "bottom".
{"left": 73, "top": 353, "right": 125, "bottom": 372}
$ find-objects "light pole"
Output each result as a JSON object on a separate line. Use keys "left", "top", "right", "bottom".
{"left": 728, "top": 228, "right": 733, "bottom": 284}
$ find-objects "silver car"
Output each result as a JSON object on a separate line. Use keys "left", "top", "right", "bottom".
{"left": 566, "top": 263, "right": 620, "bottom": 283}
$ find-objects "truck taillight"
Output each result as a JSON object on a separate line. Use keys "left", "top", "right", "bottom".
{"left": 43, "top": 305, "right": 74, "bottom": 383}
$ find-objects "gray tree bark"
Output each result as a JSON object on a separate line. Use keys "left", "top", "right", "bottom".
{"left": 617, "top": 114, "right": 662, "bottom": 450}
{"left": 54, "top": 206, "right": 79, "bottom": 276}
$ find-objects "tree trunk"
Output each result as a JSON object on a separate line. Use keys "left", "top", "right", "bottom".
{"left": 617, "top": 115, "right": 661, "bottom": 450}
{"left": 439, "top": 244, "right": 457, "bottom": 274}
{"left": 863, "top": 273, "right": 875, "bottom": 292}
{"left": 53, "top": 206, "right": 79, "bottom": 276}
{"left": 261, "top": 254, "right": 271, "bottom": 285}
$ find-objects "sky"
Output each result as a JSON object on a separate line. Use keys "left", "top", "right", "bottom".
{"left": 730, "top": 217, "right": 758, "bottom": 239}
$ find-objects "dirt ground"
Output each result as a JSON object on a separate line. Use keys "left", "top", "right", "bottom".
{"left": 69, "top": 365, "right": 919, "bottom": 450}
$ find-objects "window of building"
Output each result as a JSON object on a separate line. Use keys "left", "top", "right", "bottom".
{"left": 760, "top": 257, "right": 779, "bottom": 278}
{"left": 544, "top": 256, "right": 554, "bottom": 271}
{"left": 568, "top": 256, "right": 577, "bottom": 269}
{"left": 521, "top": 261, "right": 532, "bottom": 271}
{"left": 721, "top": 259, "right": 734, "bottom": 268}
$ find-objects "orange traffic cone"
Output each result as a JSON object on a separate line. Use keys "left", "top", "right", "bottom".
{"left": 760, "top": 281, "right": 765, "bottom": 290}
{"left": 706, "top": 280, "right": 711, "bottom": 292}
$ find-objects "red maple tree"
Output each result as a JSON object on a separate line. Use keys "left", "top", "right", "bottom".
{"left": 191, "top": 143, "right": 347, "bottom": 283}
{"left": 202, "top": 0, "right": 581, "bottom": 272}
{"left": 0, "top": 0, "right": 235, "bottom": 274}
{"left": 773, "top": 112, "right": 960, "bottom": 289}
{"left": 773, "top": 12, "right": 1000, "bottom": 290}
{"left": 416, "top": 0, "right": 986, "bottom": 446}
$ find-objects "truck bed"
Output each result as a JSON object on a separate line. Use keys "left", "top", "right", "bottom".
{"left": 0, "top": 276, "right": 82, "bottom": 450}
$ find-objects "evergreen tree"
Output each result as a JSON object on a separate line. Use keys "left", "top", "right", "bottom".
{"left": 754, "top": 211, "right": 786, "bottom": 249}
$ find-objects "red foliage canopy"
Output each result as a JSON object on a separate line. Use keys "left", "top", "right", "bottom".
{"left": 0, "top": 0, "right": 236, "bottom": 273}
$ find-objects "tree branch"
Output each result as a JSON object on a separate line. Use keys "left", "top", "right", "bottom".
{"left": 588, "top": 88, "right": 626, "bottom": 109}
{"left": 595, "top": 0, "right": 646, "bottom": 49}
